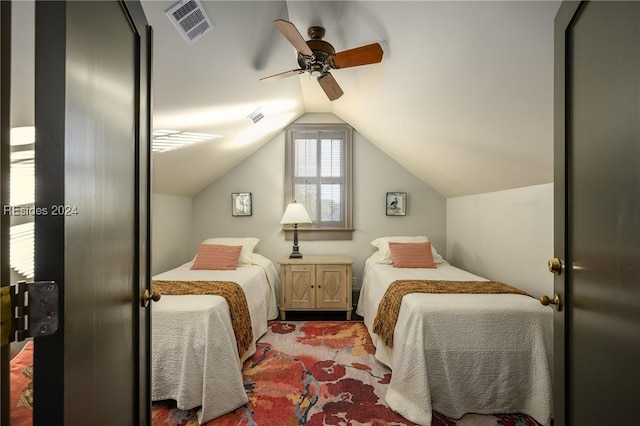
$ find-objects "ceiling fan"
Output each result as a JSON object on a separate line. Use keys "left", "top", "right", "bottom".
{"left": 260, "top": 19, "right": 384, "bottom": 101}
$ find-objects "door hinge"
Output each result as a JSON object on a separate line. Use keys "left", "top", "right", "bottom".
{"left": 1, "top": 280, "right": 59, "bottom": 345}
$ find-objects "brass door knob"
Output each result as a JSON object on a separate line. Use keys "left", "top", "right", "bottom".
{"left": 540, "top": 293, "right": 562, "bottom": 311}
{"left": 548, "top": 258, "right": 563, "bottom": 275}
{"left": 142, "top": 289, "right": 161, "bottom": 307}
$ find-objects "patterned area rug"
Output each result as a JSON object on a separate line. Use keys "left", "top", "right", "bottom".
{"left": 152, "top": 321, "right": 542, "bottom": 425}
{"left": 9, "top": 340, "right": 34, "bottom": 426}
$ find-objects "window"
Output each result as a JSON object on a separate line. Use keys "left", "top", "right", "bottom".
{"left": 9, "top": 126, "right": 36, "bottom": 279}
{"left": 10, "top": 222, "right": 34, "bottom": 279}
{"left": 284, "top": 124, "right": 353, "bottom": 240}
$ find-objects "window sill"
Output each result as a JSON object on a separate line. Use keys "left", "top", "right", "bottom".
{"left": 284, "top": 228, "right": 355, "bottom": 241}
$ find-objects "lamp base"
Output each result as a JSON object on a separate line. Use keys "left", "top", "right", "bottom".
{"left": 289, "top": 251, "right": 303, "bottom": 259}
{"left": 289, "top": 226, "right": 303, "bottom": 258}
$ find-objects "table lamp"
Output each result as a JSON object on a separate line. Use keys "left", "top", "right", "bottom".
{"left": 280, "top": 202, "right": 312, "bottom": 258}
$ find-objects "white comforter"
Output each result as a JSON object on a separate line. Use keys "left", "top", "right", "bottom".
{"left": 151, "top": 254, "right": 279, "bottom": 424}
{"left": 356, "top": 254, "right": 553, "bottom": 426}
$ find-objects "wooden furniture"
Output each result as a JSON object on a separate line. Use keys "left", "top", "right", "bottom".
{"left": 279, "top": 256, "right": 353, "bottom": 320}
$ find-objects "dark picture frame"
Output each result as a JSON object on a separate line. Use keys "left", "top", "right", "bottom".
{"left": 386, "top": 192, "right": 406, "bottom": 216}
{"left": 231, "top": 192, "right": 252, "bottom": 216}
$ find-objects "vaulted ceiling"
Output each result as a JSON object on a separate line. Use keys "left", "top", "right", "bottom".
{"left": 143, "top": 0, "right": 561, "bottom": 199}
{"left": 16, "top": 1, "right": 560, "bottom": 199}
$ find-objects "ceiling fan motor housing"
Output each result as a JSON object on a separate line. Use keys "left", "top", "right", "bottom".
{"left": 298, "top": 38, "right": 335, "bottom": 77}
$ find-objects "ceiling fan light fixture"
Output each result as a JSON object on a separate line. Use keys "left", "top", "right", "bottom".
{"left": 309, "top": 66, "right": 323, "bottom": 78}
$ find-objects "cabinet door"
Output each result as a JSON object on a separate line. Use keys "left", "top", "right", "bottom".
{"left": 285, "top": 264, "right": 315, "bottom": 309}
{"left": 315, "top": 264, "right": 348, "bottom": 309}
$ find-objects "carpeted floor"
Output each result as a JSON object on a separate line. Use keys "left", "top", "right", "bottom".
{"left": 152, "top": 321, "right": 542, "bottom": 425}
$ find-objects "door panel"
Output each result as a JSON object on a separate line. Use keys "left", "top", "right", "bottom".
{"left": 65, "top": 1, "right": 136, "bottom": 420}
{"left": 556, "top": 1, "right": 640, "bottom": 424}
{"left": 287, "top": 265, "right": 315, "bottom": 308}
{"left": 1, "top": 2, "right": 11, "bottom": 424}
{"left": 33, "top": 1, "right": 151, "bottom": 424}
{"left": 316, "top": 265, "right": 347, "bottom": 309}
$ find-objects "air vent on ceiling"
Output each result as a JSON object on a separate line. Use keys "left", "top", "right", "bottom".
{"left": 165, "top": 0, "right": 213, "bottom": 45}
{"left": 248, "top": 108, "right": 264, "bottom": 124}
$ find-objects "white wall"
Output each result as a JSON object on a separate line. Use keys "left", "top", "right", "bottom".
{"left": 153, "top": 116, "right": 552, "bottom": 297}
{"left": 190, "top": 114, "right": 447, "bottom": 288}
{"left": 151, "top": 194, "right": 192, "bottom": 275}
{"left": 446, "top": 183, "right": 553, "bottom": 297}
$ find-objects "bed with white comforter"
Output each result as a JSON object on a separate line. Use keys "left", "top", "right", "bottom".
{"left": 151, "top": 253, "right": 279, "bottom": 424}
{"left": 357, "top": 252, "right": 553, "bottom": 426}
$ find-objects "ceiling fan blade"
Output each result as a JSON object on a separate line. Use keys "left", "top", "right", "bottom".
{"left": 274, "top": 19, "right": 314, "bottom": 57}
{"left": 332, "top": 43, "right": 383, "bottom": 69}
{"left": 318, "top": 73, "right": 344, "bottom": 101}
{"left": 260, "top": 68, "right": 304, "bottom": 82}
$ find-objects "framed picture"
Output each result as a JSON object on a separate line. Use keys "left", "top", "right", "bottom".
{"left": 386, "top": 192, "right": 406, "bottom": 216}
{"left": 232, "top": 192, "right": 252, "bottom": 216}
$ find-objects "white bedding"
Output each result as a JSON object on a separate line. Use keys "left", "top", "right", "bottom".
{"left": 356, "top": 254, "right": 553, "bottom": 426}
{"left": 151, "top": 253, "right": 279, "bottom": 424}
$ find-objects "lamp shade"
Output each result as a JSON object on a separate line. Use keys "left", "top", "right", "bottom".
{"left": 280, "top": 203, "right": 312, "bottom": 225}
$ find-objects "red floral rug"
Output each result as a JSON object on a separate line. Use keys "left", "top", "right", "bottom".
{"left": 152, "top": 321, "right": 542, "bottom": 425}
{"left": 8, "top": 341, "right": 34, "bottom": 426}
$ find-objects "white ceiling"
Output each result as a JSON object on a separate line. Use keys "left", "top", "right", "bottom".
{"left": 15, "top": 1, "right": 561, "bottom": 199}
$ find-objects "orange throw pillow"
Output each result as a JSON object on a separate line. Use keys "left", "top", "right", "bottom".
{"left": 388, "top": 241, "right": 436, "bottom": 268}
{"left": 191, "top": 244, "right": 242, "bottom": 270}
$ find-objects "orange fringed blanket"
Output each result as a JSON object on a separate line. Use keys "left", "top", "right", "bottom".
{"left": 372, "top": 280, "right": 531, "bottom": 348}
{"left": 152, "top": 280, "right": 253, "bottom": 358}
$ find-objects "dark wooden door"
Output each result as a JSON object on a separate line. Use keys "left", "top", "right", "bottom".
{"left": 554, "top": 1, "right": 640, "bottom": 425}
{"left": 0, "top": 1, "right": 11, "bottom": 423}
{"left": 33, "top": 1, "right": 152, "bottom": 424}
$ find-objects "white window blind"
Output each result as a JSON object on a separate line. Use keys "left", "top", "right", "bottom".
{"left": 10, "top": 222, "right": 35, "bottom": 279}
{"left": 9, "top": 127, "right": 36, "bottom": 279}
{"left": 10, "top": 149, "right": 35, "bottom": 206}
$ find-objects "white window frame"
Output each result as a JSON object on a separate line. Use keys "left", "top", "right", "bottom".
{"left": 284, "top": 123, "right": 353, "bottom": 240}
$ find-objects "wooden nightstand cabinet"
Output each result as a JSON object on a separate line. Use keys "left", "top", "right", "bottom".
{"left": 279, "top": 256, "right": 353, "bottom": 320}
